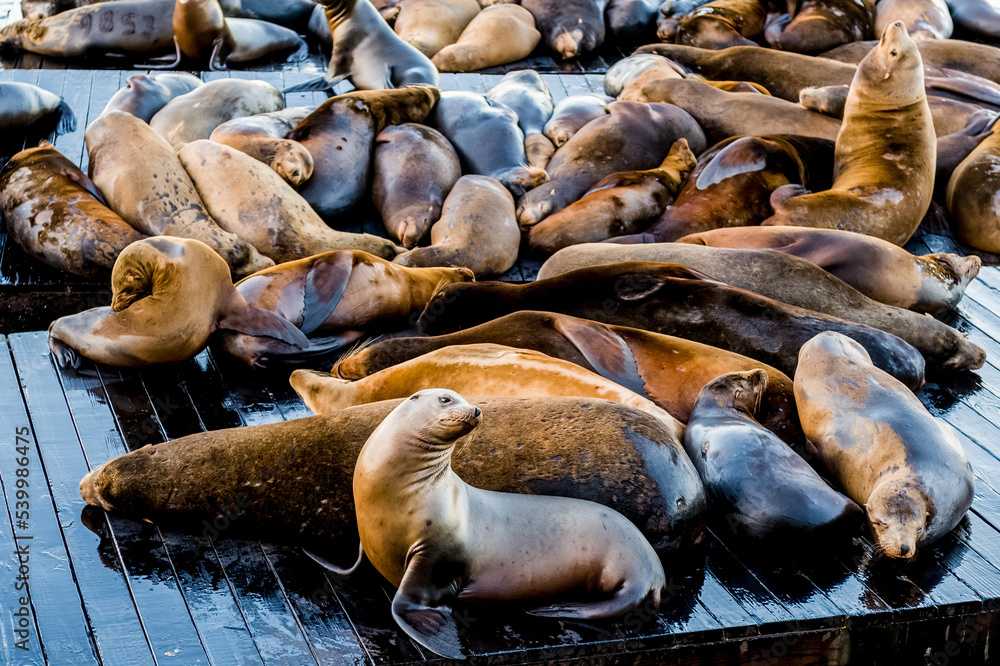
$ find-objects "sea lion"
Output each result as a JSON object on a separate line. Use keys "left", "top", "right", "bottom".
{"left": 395, "top": 175, "right": 520, "bottom": 277}
{"left": 633, "top": 43, "right": 857, "bottom": 102}
{"left": 149, "top": 78, "right": 284, "bottom": 151}
{"left": 517, "top": 101, "right": 706, "bottom": 227}
{"left": 86, "top": 111, "right": 272, "bottom": 278}
{"left": 430, "top": 91, "right": 547, "bottom": 198}
{"left": 527, "top": 139, "right": 696, "bottom": 253}
{"left": 635, "top": 78, "right": 842, "bottom": 142}
{"left": 177, "top": 140, "right": 403, "bottom": 263}
{"left": 393, "top": 0, "right": 480, "bottom": 57}
{"left": 289, "top": 85, "right": 440, "bottom": 220}
{"left": 47, "top": 237, "right": 307, "bottom": 369}
{"left": 612, "top": 134, "right": 834, "bottom": 243}
{"left": 354, "top": 389, "right": 667, "bottom": 659}
{"left": 333, "top": 310, "right": 803, "bottom": 445}
{"left": 537, "top": 243, "right": 986, "bottom": 371}
{"left": 170, "top": 0, "right": 308, "bottom": 69}
{"left": 20, "top": 0, "right": 242, "bottom": 19}
{"left": 292, "top": 343, "right": 687, "bottom": 441}
{"left": 676, "top": 226, "right": 981, "bottom": 315}
{"left": 0, "top": 81, "right": 76, "bottom": 139}
{"left": 657, "top": 0, "right": 714, "bottom": 40}
{"left": 0, "top": 0, "right": 176, "bottom": 59}
{"left": 542, "top": 92, "right": 614, "bottom": 148}
{"left": 372, "top": 123, "right": 462, "bottom": 248}
{"left": 605, "top": 0, "right": 660, "bottom": 40}
{"left": 416, "top": 263, "right": 927, "bottom": 387}
{"left": 431, "top": 4, "right": 541, "bottom": 72}
{"left": 79, "top": 395, "right": 705, "bottom": 573}
{"left": 101, "top": 72, "right": 202, "bottom": 123}
{"left": 875, "top": 0, "right": 952, "bottom": 40}
{"left": 935, "top": 109, "right": 998, "bottom": 200}
{"left": 684, "top": 370, "right": 861, "bottom": 541}
{"left": 762, "top": 22, "right": 936, "bottom": 247}
{"left": 0, "top": 143, "right": 146, "bottom": 277}
{"left": 945, "top": 0, "right": 1000, "bottom": 39}
{"left": 793, "top": 332, "right": 975, "bottom": 559}
{"left": 604, "top": 53, "right": 687, "bottom": 99}
{"left": 765, "top": 0, "right": 876, "bottom": 54}
{"left": 486, "top": 70, "right": 556, "bottom": 170}
{"left": 945, "top": 126, "right": 1000, "bottom": 254}
{"left": 674, "top": 0, "right": 769, "bottom": 49}
{"left": 208, "top": 107, "right": 315, "bottom": 187}
{"left": 285, "top": 0, "right": 439, "bottom": 93}
{"left": 220, "top": 250, "right": 474, "bottom": 366}
{"left": 521, "top": 0, "right": 610, "bottom": 59}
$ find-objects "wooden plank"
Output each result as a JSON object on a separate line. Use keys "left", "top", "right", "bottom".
{"left": 539, "top": 74, "right": 568, "bottom": 104}
{"left": 56, "top": 70, "right": 96, "bottom": 168}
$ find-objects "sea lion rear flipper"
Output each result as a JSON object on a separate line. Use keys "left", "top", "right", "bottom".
{"left": 391, "top": 555, "right": 466, "bottom": 660}
{"left": 551, "top": 317, "right": 650, "bottom": 399}
{"left": 384, "top": 64, "right": 394, "bottom": 90}
{"left": 300, "top": 253, "right": 356, "bottom": 335}
{"left": 208, "top": 38, "right": 228, "bottom": 72}
{"left": 696, "top": 138, "right": 770, "bottom": 190}
{"left": 303, "top": 540, "right": 365, "bottom": 577}
{"left": 283, "top": 74, "right": 345, "bottom": 94}
{"left": 525, "top": 583, "right": 659, "bottom": 621}
{"left": 218, "top": 306, "right": 310, "bottom": 349}
{"left": 146, "top": 38, "right": 182, "bottom": 70}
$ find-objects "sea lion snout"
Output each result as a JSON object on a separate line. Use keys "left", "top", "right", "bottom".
{"left": 80, "top": 464, "right": 114, "bottom": 512}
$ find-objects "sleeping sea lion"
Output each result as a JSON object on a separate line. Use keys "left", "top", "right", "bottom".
{"left": 431, "top": 4, "right": 541, "bottom": 72}
{"left": 765, "top": 0, "right": 876, "bottom": 54}
{"left": 208, "top": 107, "right": 315, "bottom": 187}
{"left": 101, "top": 72, "right": 202, "bottom": 122}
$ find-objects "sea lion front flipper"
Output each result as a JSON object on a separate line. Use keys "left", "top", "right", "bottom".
{"left": 55, "top": 101, "right": 77, "bottom": 135}
{"left": 303, "top": 540, "right": 365, "bottom": 577}
{"left": 300, "top": 253, "right": 356, "bottom": 335}
{"left": 146, "top": 37, "right": 183, "bottom": 70}
{"left": 551, "top": 317, "right": 649, "bottom": 399}
{"left": 696, "top": 138, "right": 770, "bottom": 189}
{"left": 390, "top": 554, "right": 466, "bottom": 660}
{"left": 283, "top": 73, "right": 347, "bottom": 94}
{"left": 218, "top": 306, "right": 310, "bottom": 349}
{"left": 525, "top": 584, "right": 658, "bottom": 620}
{"left": 208, "top": 38, "right": 228, "bottom": 72}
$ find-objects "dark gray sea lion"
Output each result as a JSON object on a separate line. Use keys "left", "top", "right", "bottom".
{"left": 0, "top": 81, "right": 76, "bottom": 138}
{"left": 521, "top": 0, "right": 610, "bottom": 59}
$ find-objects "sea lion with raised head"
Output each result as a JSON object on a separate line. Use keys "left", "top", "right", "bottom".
{"left": 521, "top": 0, "right": 610, "bottom": 59}
{"left": 517, "top": 100, "right": 706, "bottom": 227}
{"left": 178, "top": 140, "right": 403, "bottom": 263}
{"left": 527, "top": 139, "right": 696, "bottom": 253}
{"left": 0, "top": 81, "right": 76, "bottom": 141}
{"left": 101, "top": 72, "right": 202, "bottom": 122}
{"left": 86, "top": 111, "right": 273, "bottom": 278}
{"left": 354, "top": 389, "right": 667, "bottom": 659}
{"left": 220, "top": 250, "right": 473, "bottom": 366}
{"left": 393, "top": 0, "right": 480, "bottom": 57}
{"left": 542, "top": 92, "right": 614, "bottom": 148}
{"left": 333, "top": 310, "right": 803, "bottom": 445}
{"left": 431, "top": 4, "right": 541, "bottom": 72}
{"left": 0, "top": 143, "right": 146, "bottom": 277}
{"left": 763, "top": 22, "right": 936, "bottom": 246}
{"left": 684, "top": 370, "right": 861, "bottom": 541}
{"left": 372, "top": 123, "right": 462, "bottom": 248}
{"left": 674, "top": 0, "right": 769, "bottom": 49}
{"left": 289, "top": 85, "right": 441, "bottom": 220}
{"left": 394, "top": 175, "right": 520, "bottom": 277}
{"left": 47, "top": 237, "right": 308, "bottom": 369}
{"left": 416, "top": 262, "right": 927, "bottom": 387}
{"left": 765, "top": 0, "right": 876, "bottom": 54}
{"left": 208, "top": 107, "right": 315, "bottom": 187}
{"left": 486, "top": 70, "right": 556, "bottom": 170}
{"left": 675, "top": 226, "right": 981, "bottom": 315}
{"left": 794, "top": 332, "right": 975, "bottom": 559}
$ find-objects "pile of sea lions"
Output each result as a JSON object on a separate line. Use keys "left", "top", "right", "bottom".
{"left": 3, "top": 0, "right": 1000, "bottom": 658}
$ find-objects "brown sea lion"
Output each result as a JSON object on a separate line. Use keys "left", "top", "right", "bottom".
{"left": 0, "top": 0, "right": 176, "bottom": 59}
{"left": 935, "top": 109, "right": 998, "bottom": 201}
{"left": 220, "top": 250, "right": 473, "bottom": 366}
{"left": 170, "top": 0, "right": 308, "bottom": 69}
{"left": 101, "top": 72, "right": 202, "bottom": 123}
{"left": 527, "top": 139, "right": 696, "bottom": 253}
{"left": 0, "top": 81, "right": 76, "bottom": 138}
{"left": 537, "top": 243, "right": 986, "bottom": 371}
{"left": 612, "top": 134, "right": 835, "bottom": 243}
{"left": 675, "top": 226, "right": 981, "bottom": 315}
{"left": 292, "top": 343, "right": 687, "bottom": 440}
{"left": 765, "top": 0, "right": 876, "bottom": 54}
{"left": 177, "top": 140, "right": 403, "bottom": 263}
{"left": 149, "top": 78, "right": 285, "bottom": 151}
{"left": 393, "top": 0, "right": 480, "bottom": 57}
{"left": 208, "top": 107, "right": 315, "bottom": 187}
{"left": 635, "top": 78, "right": 842, "bottom": 142}
{"left": 85, "top": 111, "right": 273, "bottom": 278}
{"left": 633, "top": 43, "right": 857, "bottom": 102}
{"left": 486, "top": 70, "right": 556, "bottom": 170}
{"left": 372, "top": 123, "right": 462, "bottom": 248}
{"left": 657, "top": 0, "right": 715, "bottom": 40}
{"left": 0, "top": 143, "right": 146, "bottom": 277}
{"left": 354, "top": 390, "right": 667, "bottom": 659}
{"left": 333, "top": 310, "right": 803, "bottom": 445}
{"left": 431, "top": 4, "right": 541, "bottom": 72}
{"left": 762, "top": 23, "right": 935, "bottom": 246}
{"left": 47, "top": 237, "right": 307, "bottom": 369}
{"left": 394, "top": 175, "right": 520, "bottom": 277}
{"left": 684, "top": 370, "right": 861, "bottom": 541}
{"left": 674, "top": 0, "right": 769, "bottom": 49}
{"left": 285, "top": 0, "right": 440, "bottom": 93}
{"left": 875, "top": 0, "right": 952, "bottom": 40}
{"left": 794, "top": 332, "right": 975, "bottom": 559}
{"left": 521, "top": 0, "right": 610, "bottom": 59}
{"left": 79, "top": 395, "right": 706, "bottom": 569}
{"left": 517, "top": 101, "right": 706, "bottom": 227}
{"left": 823, "top": 38, "right": 1000, "bottom": 86}
{"left": 430, "top": 91, "right": 547, "bottom": 198}
{"left": 946, "top": 0, "right": 1000, "bottom": 39}
{"left": 946, "top": 127, "right": 1000, "bottom": 254}
{"left": 289, "top": 85, "right": 440, "bottom": 220}
{"left": 416, "top": 262, "right": 927, "bottom": 387}
{"left": 542, "top": 92, "right": 614, "bottom": 148}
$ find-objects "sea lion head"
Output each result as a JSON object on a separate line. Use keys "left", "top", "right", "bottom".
{"left": 866, "top": 479, "right": 930, "bottom": 560}
{"left": 858, "top": 21, "right": 924, "bottom": 106}
{"left": 702, "top": 369, "right": 768, "bottom": 415}
{"left": 399, "top": 389, "right": 482, "bottom": 449}
{"left": 20, "top": 0, "right": 54, "bottom": 20}
{"left": 270, "top": 141, "right": 315, "bottom": 187}
{"left": 110, "top": 238, "right": 228, "bottom": 312}
{"left": 79, "top": 463, "right": 115, "bottom": 512}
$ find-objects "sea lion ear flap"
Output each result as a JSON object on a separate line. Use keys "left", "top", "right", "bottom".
{"left": 218, "top": 307, "right": 310, "bottom": 350}
{"left": 391, "top": 555, "right": 466, "bottom": 660}
{"left": 299, "top": 252, "right": 356, "bottom": 336}
{"left": 696, "top": 137, "right": 769, "bottom": 190}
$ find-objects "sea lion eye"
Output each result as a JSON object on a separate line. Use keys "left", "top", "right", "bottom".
{"left": 409, "top": 395, "right": 419, "bottom": 401}
{"left": 891, "top": 49, "right": 897, "bottom": 56}
{"left": 439, "top": 396, "right": 452, "bottom": 404}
